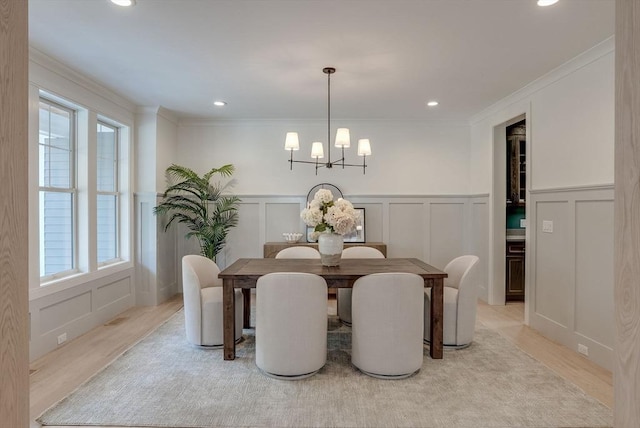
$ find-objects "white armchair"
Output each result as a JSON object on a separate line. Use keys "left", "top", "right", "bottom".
{"left": 182, "top": 255, "right": 243, "bottom": 347}
{"left": 424, "top": 255, "right": 480, "bottom": 348}
{"left": 338, "top": 246, "right": 385, "bottom": 326}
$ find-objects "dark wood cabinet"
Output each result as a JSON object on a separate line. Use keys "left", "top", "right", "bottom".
{"left": 506, "top": 240, "right": 525, "bottom": 302}
{"left": 506, "top": 121, "right": 526, "bottom": 206}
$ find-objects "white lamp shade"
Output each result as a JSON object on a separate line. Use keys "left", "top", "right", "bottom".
{"left": 311, "top": 142, "right": 324, "bottom": 159}
{"left": 334, "top": 128, "right": 350, "bottom": 148}
{"left": 284, "top": 132, "right": 300, "bottom": 150}
{"left": 357, "top": 139, "right": 372, "bottom": 156}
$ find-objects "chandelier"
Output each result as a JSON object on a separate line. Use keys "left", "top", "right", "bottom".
{"left": 285, "top": 67, "right": 371, "bottom": 175}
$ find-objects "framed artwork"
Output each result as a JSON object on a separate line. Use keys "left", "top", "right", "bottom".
{"left": 306, "top": 225, "right": 317, "bottom": 243}
{"left": 343, "top": 208, "right": 365, "bottom": 243}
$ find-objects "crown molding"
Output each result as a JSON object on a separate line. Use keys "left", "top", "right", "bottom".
{"left": 469, "top": 36, "right": 614, "bottom": 125}
{"left": 29, "top": 47, "right": 136, "bottom": 114}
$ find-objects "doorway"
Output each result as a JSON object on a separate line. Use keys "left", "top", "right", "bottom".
{"left": 505, "top": 120, "right": 526, "bottom": 302}
{"left": 490, "top": 113, "right": 529, "bottom": 324}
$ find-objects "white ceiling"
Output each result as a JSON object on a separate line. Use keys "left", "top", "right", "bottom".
{"left": 28, "top": 0, "right": 614, "bottom": 122}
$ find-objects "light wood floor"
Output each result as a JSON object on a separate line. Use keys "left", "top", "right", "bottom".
{"left": 30, "top": 296, "right": 613, "bottom": 427}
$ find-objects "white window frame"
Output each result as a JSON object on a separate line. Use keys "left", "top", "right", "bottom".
{"left": 38, "top": 97, "right": 78, "bottom": 282}
{"left": 96, "top": 119, "right": 121, "bottom": 266}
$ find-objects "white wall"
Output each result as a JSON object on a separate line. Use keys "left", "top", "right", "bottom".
{"left": 470, "top": 38, "right": 615, "bottom": 194}
{"left": 176, "top": 120, "right": 471, "bottom": 196}
{"left": 156, "top": 108, "right": 179, "bottom": 193}
{"left": 469, "top": 37, "right": 615, "bottom": 370}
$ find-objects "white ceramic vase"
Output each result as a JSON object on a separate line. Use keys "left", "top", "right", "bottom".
{"left": 318, "top": 233, "right": 343, "bottom": 266}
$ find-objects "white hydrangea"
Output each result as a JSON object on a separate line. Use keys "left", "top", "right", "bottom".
{"left": 300, "top": 206, "right": 323, "bottom": 226}
{"left": 324, "top": 200, "right": 359, "bottom": 235}
{"left": 300, "top": 190, "right": 359, "bottom": 236}
{"left": 314, "top": 189, "right": 334, "bottom": 204}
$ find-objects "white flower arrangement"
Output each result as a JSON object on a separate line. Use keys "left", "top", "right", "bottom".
{"left": 301, "top": 189, "right": 360, "bottom": 241}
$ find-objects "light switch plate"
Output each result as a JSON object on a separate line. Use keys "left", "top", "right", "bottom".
{"left": 542, "top": 220, "right": 553, "bottom": 233}
{"left": 520, "top": 219, "right": 527, "bottom": 228}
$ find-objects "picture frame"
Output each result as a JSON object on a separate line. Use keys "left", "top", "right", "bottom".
{"left": 306, "top": 208, "right": 366, "bottom": 243}
{"left": 343, "top": 208, "right": 365, "bottom": 243}
{"left": 306, "top": 225, "right": 317, "bottom": 243}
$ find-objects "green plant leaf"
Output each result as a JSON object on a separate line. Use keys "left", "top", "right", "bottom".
{"left": 154, "top": 163, "right": 241, "bottom": 261}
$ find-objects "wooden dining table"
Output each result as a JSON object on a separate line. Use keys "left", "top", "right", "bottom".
{"left": 218, "top": 257, "right": 447, "bottom": 361}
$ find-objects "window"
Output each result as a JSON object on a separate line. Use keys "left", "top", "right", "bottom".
{"left": 37, "top": 91, "right": 129, "bottom": 285}
{"left": 39, "top": 99, "right": 76, "bottom": 278}
{"left": 97, "top": 121, "right": 119, "bottom": 264}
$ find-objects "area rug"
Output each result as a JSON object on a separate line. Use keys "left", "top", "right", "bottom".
{"left": 38, "top": 312, "right": 612, "bottom": 428}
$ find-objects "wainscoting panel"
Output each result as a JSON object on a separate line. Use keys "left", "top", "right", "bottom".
{"left": 430, "top": 203, "right": 465, "bottom": 269}
{"left": 352, "top": 202, "right": 383, "bottom": 243}
{"left": 470, "top": 198, "right": 490, "bottom": 302}
{"left": 29, "top": 267, "right": 136, "bottom": 360}
{"left": 226, "top": 202, "right": 261, "bottom": 262}
{"left": 265, "top": 202, "right": 304, "bottom": 243}
{"left": 534, "top": 200, "right": 571, "bottom": 328}
{"left": 388, "top": 203, "right": 426, "bottom": 259}
{"left": 95, "top": 277, "right": 132, "bottom": 311}
{"left": 137, "top": 199, "right": 153, "bottom": 295}
{"left": 136, "top": 193, "right": 178, "bottom": 304}
{"left": 574, "top": 200, "right": 614, "bottom": 348}
{"left": 156, "top": 209, "right": 177, "bottom": 303}
{"left": 529, "top": 186, "right": 614, "bottom": 370}
{"left": 39, "top": 292, "right": 92, "bottom": 335}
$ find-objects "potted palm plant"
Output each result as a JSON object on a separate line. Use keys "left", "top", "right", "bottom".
{"left": 154, "top": 164, "right": 240, "bottom": 262}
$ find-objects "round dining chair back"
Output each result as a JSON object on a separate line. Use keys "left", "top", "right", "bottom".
{"left": 351, "top": 272, "right": 424, "bottom": 379}
{"left": 275, "top": 246, "right": 321, "bottom": 259}
{"left": 255, "top": 272, "right": 328, "bottom": 379}
{"left": 338, "top": 246, "right": 385, "bottom": 326}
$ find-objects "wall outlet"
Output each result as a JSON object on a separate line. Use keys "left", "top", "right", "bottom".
{"left": 520, "top": 219, "right": 527, "bottom": 228}
{"left": 578, "top": 344, "right": 589, "bottom": 356}
{"left": 542, "top": 220, "right": 553, "bottom": 233}
{"left": 57, "top": 333, "right": 67, "bottom": 345}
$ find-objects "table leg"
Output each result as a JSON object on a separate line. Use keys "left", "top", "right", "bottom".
{"left": 242, "top": 289, "right": 251, "bottom": 328}
{"left": 223, "top": 279, "right": 236, "bottom": 360}
{"left": 430, "top": 278, "right": 443, "bottom": 359}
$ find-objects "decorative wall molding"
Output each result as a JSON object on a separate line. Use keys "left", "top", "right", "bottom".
{"left": 28, "top": 267, "right": 135, "bottom": 360}
{"left": 528, "top": 186, "right": 614, "bottom": 370}
{"left": 529, "top": 184, "right": 614, "bottom": 194}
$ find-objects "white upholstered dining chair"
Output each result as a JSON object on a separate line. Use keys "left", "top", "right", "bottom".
{"left": 351, "top": 272, "right": 424, "bottom": 379}
{"left": 424, "top": 255, "right": 480, "bottom": 349}
{"left": 275, "top": 246, "right": 321, "bottom": 259}
{"left": 338, "top": 246, "right": 385, "bottom": 326}
{"left": 255, "top": 272, "right": 328, "bottom": 379}
{"left": 182, "top": 255, "right": 243, "bottom": 347}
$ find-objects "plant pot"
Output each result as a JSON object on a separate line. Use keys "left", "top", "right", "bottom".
{"left": 318, "top": 233, "right": 343, "bottom": 266}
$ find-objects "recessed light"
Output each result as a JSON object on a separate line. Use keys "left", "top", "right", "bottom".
{"left": 213, "top": 101, "right": 227, "bottom": 107}
{"left": 427, "top": 101, "right": 439, "bottom": 107}
{"left": 537, "top": 0, "right": 558, "bottom": 6}
{"left": 111, "top": 0, "right": 135, "bottom": 6}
